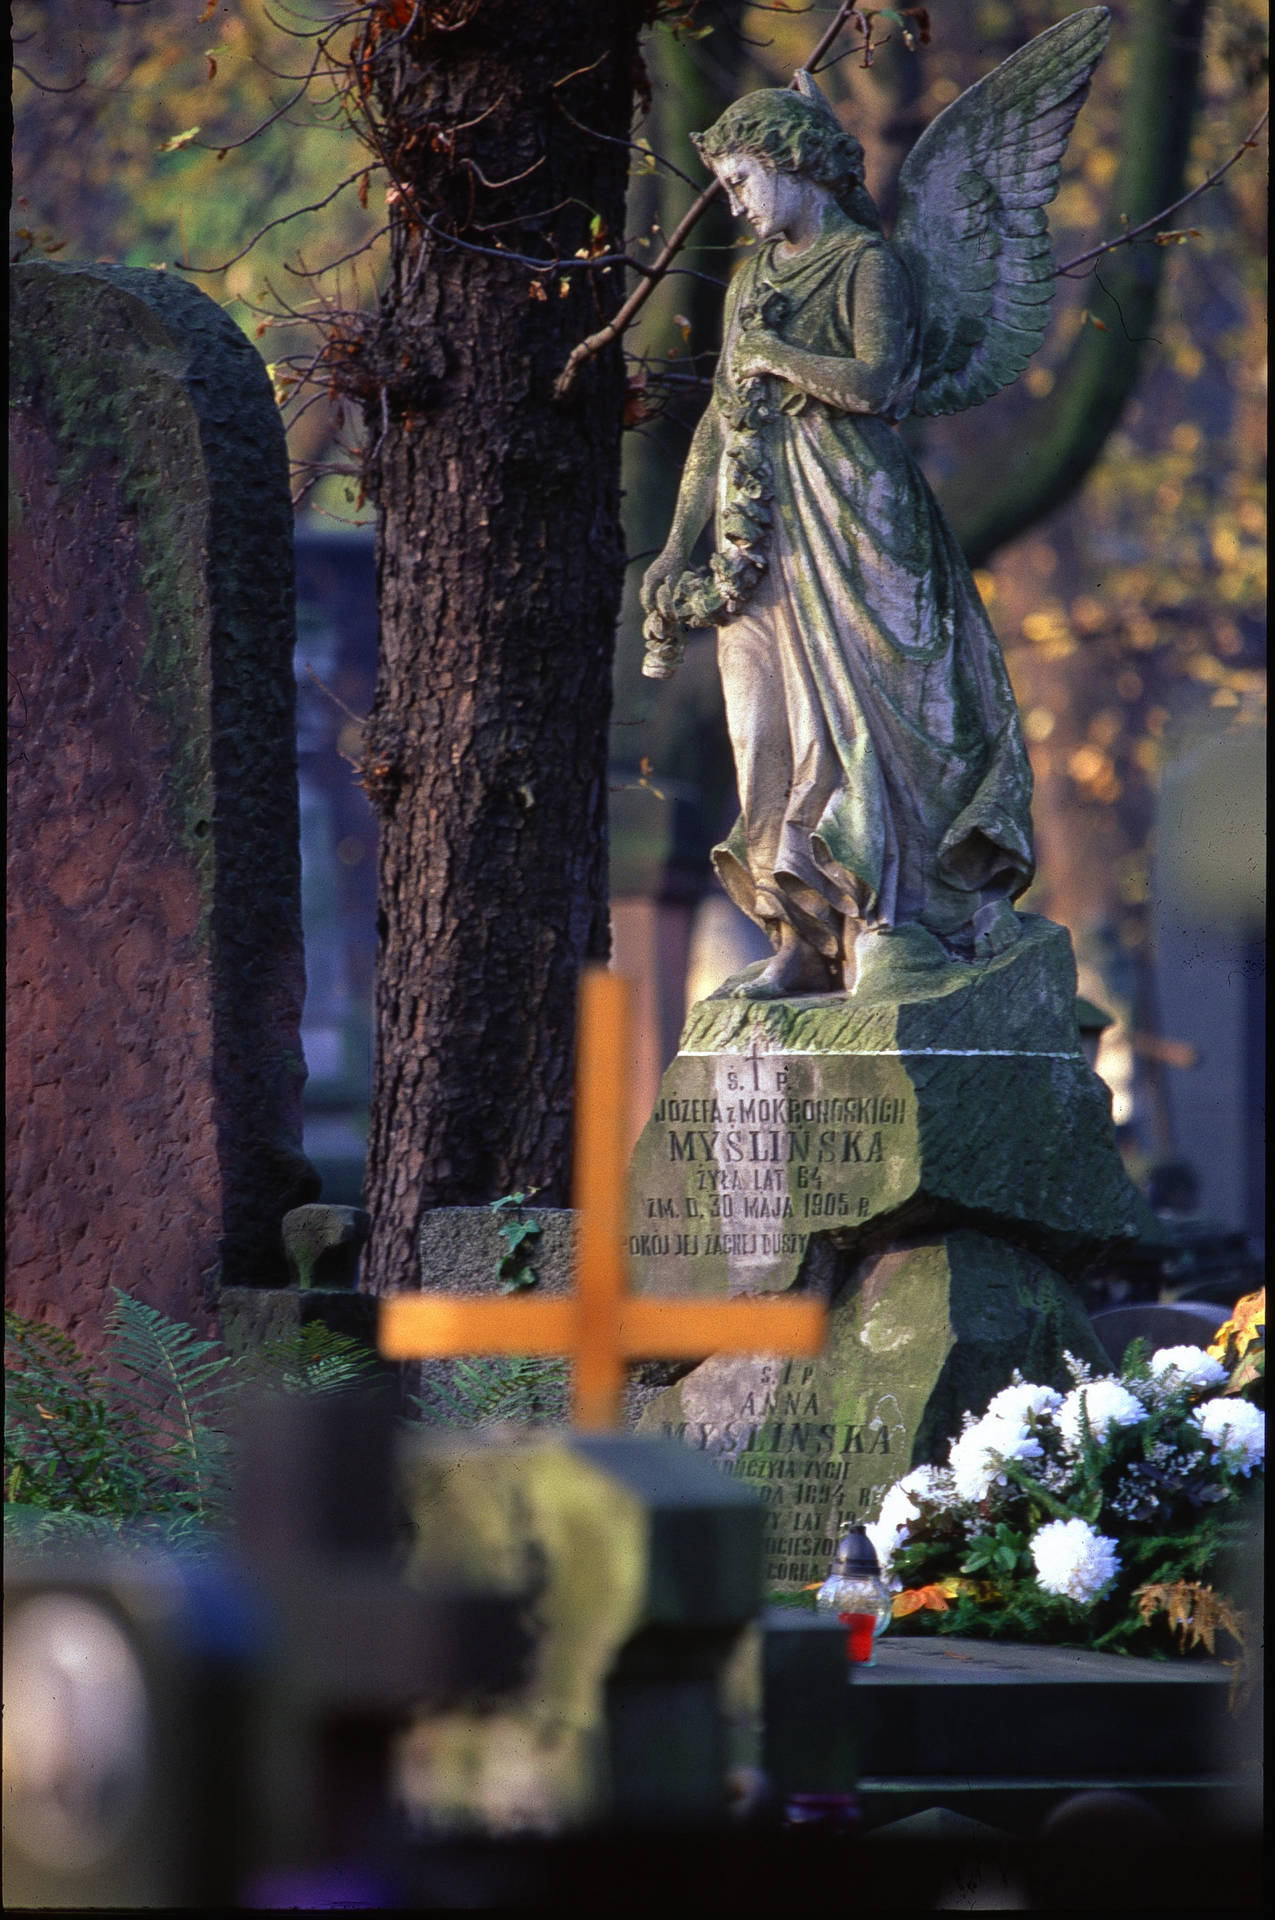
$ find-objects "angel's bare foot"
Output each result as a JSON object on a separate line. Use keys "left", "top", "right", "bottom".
{"left": 971, "top": 898, "right": 1021, "bottom": 958}
{"left": 736, "top": 930, "right": 835, "bottom": 999}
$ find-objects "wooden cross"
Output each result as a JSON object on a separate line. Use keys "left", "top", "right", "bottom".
{"left": 379, "top": 968, "right": 827, "bottom": 1428}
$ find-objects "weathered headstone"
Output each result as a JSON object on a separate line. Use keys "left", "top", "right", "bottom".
{"left": 7, "top": 260, "right": 317, "bottom": 1347}
{"left": 631, "top": 919, "right": 1141, "bottom": 1586}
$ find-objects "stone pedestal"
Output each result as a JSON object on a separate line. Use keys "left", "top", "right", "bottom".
{"left": 629, "top": 916, "right": 1150, "bottom": 1588}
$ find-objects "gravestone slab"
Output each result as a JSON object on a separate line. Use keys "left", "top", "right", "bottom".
{"left": 413, "top": 1206, "right": 576, "bottom": 1423}
{"left": 851, "top": 1633, "right": 1252, "bottom": 1836}
{"left": 637, "top": 1230, "right": 1105, "bottom": 1588}
{"left": 8, "top": 261, "right": 316, "bottom": 1345}
{"left": 413, "top": 1206, "right": 699, "bottom": 1425}
{"left": 625, "top": 916, "right": 1147, "bottom": 1302}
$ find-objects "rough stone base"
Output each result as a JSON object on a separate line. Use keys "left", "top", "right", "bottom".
{"left": 635, "top": 1229, "right": 1107, "bottom": 1591}
{"left": 626, "top": 915, "right": 1154, "bottom": 1300}
{"left": 217, "top": 1284, "right": 381, "bottom": 1356}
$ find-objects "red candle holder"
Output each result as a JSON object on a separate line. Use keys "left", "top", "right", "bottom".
{"left": 840, "top": 1610, "right": 879, "bottom": 1665}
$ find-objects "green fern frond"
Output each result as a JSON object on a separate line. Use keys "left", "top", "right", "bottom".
{"left": 235, "top": 1323, "right": 381, "bottom": 1397}
{"left": 411, "top": 1354, "right": 569, "bottom": 1428}
{"left": 102, "top": 1291, "right": 237, "bottom": 1523}
{"left": 4, "top": 1310, "right": 147, "bottom": 1517}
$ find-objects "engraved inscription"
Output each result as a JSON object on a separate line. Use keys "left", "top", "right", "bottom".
{"left": 629, "top": 1050, "right": 915, "bottom": 1297}
{"left": 652, "top": 1357, "right": 906, "bottom": 1587}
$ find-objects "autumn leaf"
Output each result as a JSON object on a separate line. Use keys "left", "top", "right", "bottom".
{"left": 158, "top": 127, "right": 201, "bottom": 153}
{"left": 893, "top": 1584, "right": 950, "bottom": 1616}
{"left": 1207, "top": 1288, "right": 1264, "bottom": 1362}
{"left": 197, "top": 0, "right": 218, "bottom": 21}
{"left": 622, "top": 370, "right": 651, "bottom": 428}
{"left": 1134, "top": 1581, "right": 1247, "bottom": 1660}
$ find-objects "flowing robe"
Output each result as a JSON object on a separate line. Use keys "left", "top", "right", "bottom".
{"left": 710, "top": 217, "right": 1035, "bottom": 958}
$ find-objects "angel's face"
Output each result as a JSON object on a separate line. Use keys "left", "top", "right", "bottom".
{"left": 714, "top": 152, "right": 806, "bottom": 241}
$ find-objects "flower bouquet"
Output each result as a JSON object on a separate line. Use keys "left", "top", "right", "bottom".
{"left": 866, "top": 1291, "right": 1264, "bottom": 1669}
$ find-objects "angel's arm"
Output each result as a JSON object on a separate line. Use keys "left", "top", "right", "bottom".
{"left": 668, "top": 401, "right": 726, "bottom": 552}
{"left": 640, "top": 401, "right": 725, "bottom": 611}
{"left": 732, "top": 248, "right": 912, "bottom": 415}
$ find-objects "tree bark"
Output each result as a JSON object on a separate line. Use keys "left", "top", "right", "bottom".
{"left": 357, "top": 3, "right": 640, "bottom": 1292}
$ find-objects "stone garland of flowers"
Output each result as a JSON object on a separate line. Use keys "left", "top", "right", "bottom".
{"left": 863, "top": 1291, "right": 1265, "bottom": 1665}
{"left": 641, "top": 295, "right": 788, "bottom": 678}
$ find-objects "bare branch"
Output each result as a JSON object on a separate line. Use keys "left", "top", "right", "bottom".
{"left": 173, "top": 168, "right": 374, "bottom": 274}
{"left": 13, "top": 62, "right": 87, "bottom": 95}
{"left": 553, "top": 97, "right": 701, "bottom": 191}
{"left": 461, "top": 151, "right": 547, "bottom": 191}
{"left": 283, "top": 224, "right": 392, "bottom": 277}
{"left": 554, "top": 1, "right": 861, "bottom": 398}
{"left": 1056, "top": 107, "right": 1270, "bottom": 277}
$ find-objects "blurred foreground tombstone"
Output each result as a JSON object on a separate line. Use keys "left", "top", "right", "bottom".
{"left": 394, "top": 1429, "right": 767, "bottom": 1830}
{"left": 2, "top": 1390, "right": 532, "bottom": 1909}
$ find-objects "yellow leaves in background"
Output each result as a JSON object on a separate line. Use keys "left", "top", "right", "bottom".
{"left": 1020, "top": 605, "right": 1073, "bottom": 653}
{"left": 1067, "top": 743, "right": 1120, "bottom": 804}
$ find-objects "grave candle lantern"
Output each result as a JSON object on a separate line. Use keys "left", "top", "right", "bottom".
{"left": 815, "top": 1524, "right": 892, "bottom": 1667}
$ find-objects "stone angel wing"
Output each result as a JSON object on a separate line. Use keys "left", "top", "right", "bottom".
{"left": 892, "top": 6, "right": 1111, "bottom": 418}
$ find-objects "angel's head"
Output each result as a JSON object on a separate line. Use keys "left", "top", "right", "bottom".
{"left": 693, "top": 87, "right": 877, "bottom": 233}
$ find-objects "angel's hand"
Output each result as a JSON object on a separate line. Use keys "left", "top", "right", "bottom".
{"left": 640, "top": 545, "right": 688, "bottom": 616}
{"left": 733, "top": 331, "right": 790, "bottom": 385}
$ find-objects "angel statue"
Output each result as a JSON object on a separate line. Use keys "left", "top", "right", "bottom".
{"left": 640, "top": 9, "right": 1111, "bottom": 1000}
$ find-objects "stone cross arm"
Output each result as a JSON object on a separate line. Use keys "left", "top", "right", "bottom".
{"left": 379, "top": 970, "right": 827, "bottom": 1427}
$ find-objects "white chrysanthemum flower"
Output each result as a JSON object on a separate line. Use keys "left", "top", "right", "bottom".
{"left": 984, "top": 1382, "right": 1064, "bottom": 1427}
{"left": 898, "top": 1464, "right": 952, "bottom": 1506}
{"left": 865, "top": 1465, "right": 958, "bottom": 1574}
{"left": 1192, "top": 1397, "right": 1265, "bottom": 1474}
{"left": 1057, "top": 1378, "right": 1147, "bottom": 1447}
{"left": 1030, "top": 1517, "right": 1121, "bottom": 1604}
{"left": 1146, "top": 1345, "right": 1228, "bottom": 1392}
{"left": 948, "top": 1417, "right": 1043, "bottom": 1502}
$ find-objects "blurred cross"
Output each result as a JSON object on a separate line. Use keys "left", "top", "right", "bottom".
{"left": 379, "top": 968, "right": 827, "bottom": 1428}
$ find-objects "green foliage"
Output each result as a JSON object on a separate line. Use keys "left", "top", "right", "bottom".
{"left": 104, "top": 1291, "right": 237, "bottom": 1525}
{"left": 234, "top": 1322, "right": 382, "bottom": 1398}
{"left": 410, "top": 1355, "right": 569, "bottom": 1430}
{"left": 962, "top": 1522, "right": 1030, "bottom": 1580}
{"left": 4, "top": 1311, "right": 156, "bottom": 1521}
{"left": 4, "top": 1294, "right": 382, "bottom": 1554}
{"left": 490, "top": 1190, "right": 543, "bottom": 1294}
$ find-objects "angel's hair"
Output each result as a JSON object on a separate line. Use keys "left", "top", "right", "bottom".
{"left": 693, "top": 90, "right": 880, "bottom": 230}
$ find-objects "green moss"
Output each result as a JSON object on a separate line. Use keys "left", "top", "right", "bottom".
{"left": 11, "top": 264, "right": 216, "bottom": 926}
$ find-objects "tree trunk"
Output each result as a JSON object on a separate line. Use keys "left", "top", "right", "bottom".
{"left": 357, "top": 4, "right": 640, "bottom": 1292}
